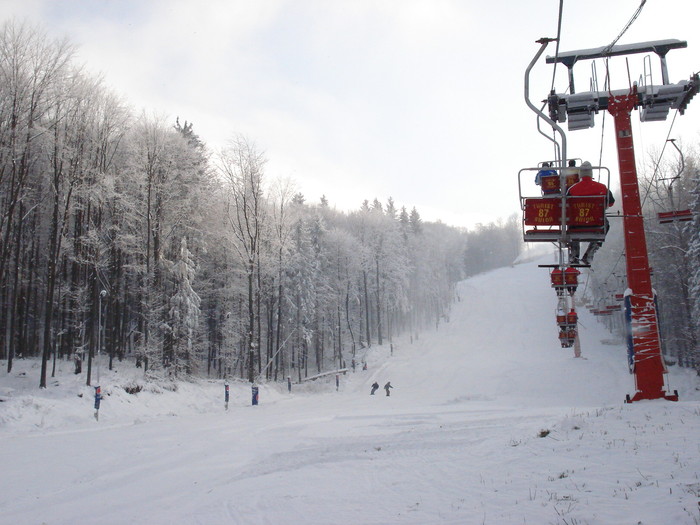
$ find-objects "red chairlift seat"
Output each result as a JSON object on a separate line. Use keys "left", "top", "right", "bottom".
{"left": 556, "top": 308, "right": 578, "bottom": 346}
{"left": 556, "top": 313, "right": 568, "bottom": 327}
{"left": 550, "top": 268, "right": 567, "bottom": 296}
{"left": 658, "top": 209, "right": 693, "bottom": 224}
{"left": 523, "top": 196, "right": 607, "bottom": 242}
{"left": 550, "top": 268, "right": 564, "bottom": 287}
{"left": 538, "top": 172, "right": 580, "bottom": 194}
{"left": 558, "top": 328, "right": 577, "bottom": 347}
{"left": 564, "top": 267, "right": 580, "bottom": 294}
{"left": 539, "top": 174, "right": 560, "bottom": 195}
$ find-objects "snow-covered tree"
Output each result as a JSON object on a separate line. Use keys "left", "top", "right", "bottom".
{"left": 218, "top": 136, "right": 267, "bottom": 383}
{"left": 167, "top": 237, "right": 201, "bottom": 376}
{"left": 643, "top": 146, "right": 697, "bottom": 368}
{"left": 685, "top": 158, "right": 700, "bottom": 372}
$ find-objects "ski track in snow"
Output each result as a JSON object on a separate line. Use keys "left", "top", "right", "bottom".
{"left": 1, "top": 256, "right": 700, "bottom": 524}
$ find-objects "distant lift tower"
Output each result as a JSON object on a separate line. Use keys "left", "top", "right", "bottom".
{"left": 546, "top": 39, "right": 699, "bottom": 402}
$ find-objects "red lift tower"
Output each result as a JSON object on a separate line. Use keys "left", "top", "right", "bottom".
{"left": 546, "top": 40, "right": 698, "bottom": 402}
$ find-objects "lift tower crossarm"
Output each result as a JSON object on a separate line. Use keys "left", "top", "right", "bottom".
{"left": 546, "top": 39, "right": 686, "bottom": 68}
{"left": 546, "top": 39, "right": 687, "bottom": 94}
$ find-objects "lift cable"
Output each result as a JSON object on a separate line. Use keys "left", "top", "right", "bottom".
{"left": 535, "top": 0, "right": 565, "bottom": 162}
{"left": 640, "top": 109, "right": 679, "bottom": 209}
{"left": 598, "top": 112, "right": 680, "bottom": 293}
{"left": 596, "top": 108, "right": 676, "bottom": 295}
{"left": 588, "top": 0, "right": 682, "bottom": 291}
{"left": 594, "top": 111, "right": 678, "bottom": 292}
{"left": 596, "top": 111, "right": 607, "bottom": 171}
{"left": 601, "top": 0, "right": 647, "bottom": 57}
{"left": 549, "top": 0, "right": 564, "bottom": 92}
{"left": 596, "top": 0, "right": 646, "bottom": 172}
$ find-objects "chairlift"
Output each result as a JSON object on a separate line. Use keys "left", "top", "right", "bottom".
{"left": 657, "top": 209, "right": 693, "bottom": 224}
{"left": 555, "top": 307, "right": 578, "bottom": 348}
{"left": 558, "top": 327, "right": 577, "bottom": 347}
{"left": 550, "top": 267, "right": 564, "bottom": 294}
{"left": 519, "top": 163, "right": 612, "bottom": 244}
{"left": 655, "top": 139, "right": 694, "bottom": 224}
{"left": 564, "top": 267, "right": 581, "bottom": 295}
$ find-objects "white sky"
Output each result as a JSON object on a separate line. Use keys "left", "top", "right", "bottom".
{"left": 2, "top": 0, "right": 699, "bottom": 228}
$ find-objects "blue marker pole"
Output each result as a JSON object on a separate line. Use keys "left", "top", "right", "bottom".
{"left": 225, "top": 382, "right": 230, "bottom": 410}
{"left": 287, "top": 376, "right": 291, "bottom": 393}
{"left": 251, "top": 385, "right": 259, "bottom": 406}
{"left": 94, "top": 386, "right": 102, "bottom": 421}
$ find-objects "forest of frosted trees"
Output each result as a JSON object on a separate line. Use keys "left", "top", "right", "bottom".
{"left": 3, "top": 21, "right": 698, "bottom": 389}
{"left": 0, "top": 21, "right": 522, "bottom": 387}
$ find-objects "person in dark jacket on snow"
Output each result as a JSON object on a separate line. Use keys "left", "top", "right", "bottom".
{"left": 384, "top": 382, "right": 393, "bottom": 396}
{"left": 370, "top": 382, "right": 379, "bottom": 395}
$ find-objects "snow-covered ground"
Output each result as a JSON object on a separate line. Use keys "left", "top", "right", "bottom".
{"left": 1, "top": 256, "right": 699, "bottom": 525}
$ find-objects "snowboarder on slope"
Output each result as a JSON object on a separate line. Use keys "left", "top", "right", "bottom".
{"left": 384, "top": 382, "right": 393, "bottom": 396}
{"left": 370, "top": 382, "right": 379, "bottom": 395}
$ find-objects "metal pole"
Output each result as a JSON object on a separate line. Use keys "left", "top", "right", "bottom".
{"left": 524, "top": 39, "right": 568, "bottom": 165}
{"left": 95, "top": 289, "right": 107, "bottom": 420}
{"left": 97, "top": 290, "right": 106, "bottom": 384}
{"left": 524, "top": 38, "right": 569, "bottom": 254}
{"left": 97, "top": 292, "right": 101, "bottom": 385}
{"left": 666, "top": 138, "right": 684, "bottom": 210}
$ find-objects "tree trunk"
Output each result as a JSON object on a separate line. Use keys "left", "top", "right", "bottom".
{"left": 274, "top": 257, "right": 284, "bottom": 381}
{"left": 247, "top": 261, "right": 255, "bottom": 383}
{"left": 40, "top": 169, "right": 63, "bottom": 388}
{"left": 375, "top": 258, "right": 383, "bottom": 346}
{"left": 363, "top": 270, "right": 371, "bottom": 347}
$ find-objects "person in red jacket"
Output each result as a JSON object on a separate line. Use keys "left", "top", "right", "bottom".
{"left": 566, "top": 161, "right": 615, "bottom": 265}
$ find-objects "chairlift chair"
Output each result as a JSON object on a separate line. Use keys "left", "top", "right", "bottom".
{"left": 657, "top": 209, "right": 693, "bottom": 224}
{"left": 519, "top": 164, "right": 611, "bottom": 244}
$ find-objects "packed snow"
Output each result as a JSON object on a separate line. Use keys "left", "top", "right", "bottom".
{"left": 1, "top": 254, "right": 699, "bottom": 525}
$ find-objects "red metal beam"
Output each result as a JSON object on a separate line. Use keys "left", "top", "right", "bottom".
{"left": 608, "top": 93, "right": 677, "bottom": 402}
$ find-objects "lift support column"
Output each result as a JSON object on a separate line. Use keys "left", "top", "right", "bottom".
{"left": 608, "top": 93, "right": 677, "bottom": 402}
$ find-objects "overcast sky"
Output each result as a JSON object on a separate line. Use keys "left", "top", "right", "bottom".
{"left": 3, "top": 0, "right": 699, "bottom": 228}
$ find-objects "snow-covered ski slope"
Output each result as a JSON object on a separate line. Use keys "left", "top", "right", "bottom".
{"left": 1, "top": 255, "right": 699, "bottom": 525}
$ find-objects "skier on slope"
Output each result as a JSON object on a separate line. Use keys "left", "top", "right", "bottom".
{"left": 384, "top": 382, "right": 393, "bottom": 396}
{"left": 370, "top": 382, "right": 379, "bottom": 395}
